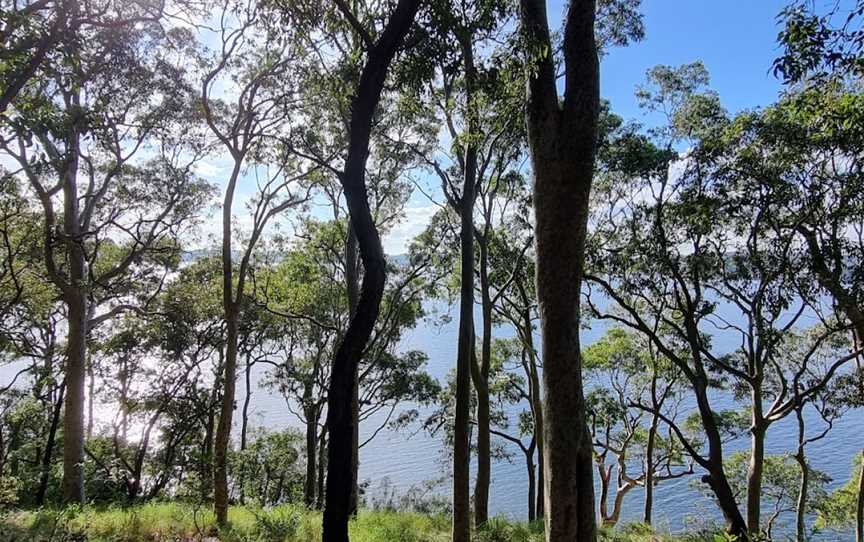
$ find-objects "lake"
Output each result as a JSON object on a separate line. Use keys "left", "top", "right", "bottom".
{"left": 1, "top": 299, "right": 860, "bottom": 540}
{"left": 240, "top": 300, "right": 862, "bottom": 541}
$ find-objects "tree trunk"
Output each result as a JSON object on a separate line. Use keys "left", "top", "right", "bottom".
{"left": 472, "top": 236, "right": 492, "bottom": 528}
{"left": 346, "top": 225, "right": 360, "bottom": 516}
{"left": 317, "top": 428, "right": 326, "bottom": 510}
{"left": 322, "top": 4, "right": 418, "bottom": 540}
{"left": 304, "top": 407, "right": 318, "bottom": 507}
{"left": 214, "top": 311, "right": 238, "bottom": 525}
{"left": 86, "top": 359, "right": 94, "bottom": 439}
{"left": 451, "top": 29, "right": 480, "bottom": 542}
{"left": 37, "top": 380, "right": 65, "bottom": 505}
{"left": 747, "top": 386, "right": 766, "bottom": 536}
{"left": 241, "top": 354, "right": 252, "bottom": 451}
{"left": 794, "top": 449, "right": 808, "bottom": 542}
{"left": 62, "top": 281, "right": 87, "bottom": 504}
{"left": 526, "top": 443, "right": 536, "bottom": 522}
{"left": 519, "top": 0, "right": 600, "bottom": 539}
{"left": 644, "top": 407, "right": 659, "bottom": 524}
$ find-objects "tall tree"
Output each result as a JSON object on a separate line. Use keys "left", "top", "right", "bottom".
{"left": 192, "top": 0, "right": 313, "bottom": 522}
{"left": 0, "top": 16, "right": 210, "bottom": 501}
{"left": 518, "top": 0, "right": 600, "bottom": 539}
{"left": 319, "top": 1, "right": 421, "bottom": 540}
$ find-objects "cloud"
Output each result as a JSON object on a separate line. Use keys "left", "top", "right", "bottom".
{"left": 383, "top": 204, "right": 438, "bottom": 255}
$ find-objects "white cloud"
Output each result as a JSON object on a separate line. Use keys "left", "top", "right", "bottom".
{"left": 383, "top": 204, "right": 438, "bottom": 255}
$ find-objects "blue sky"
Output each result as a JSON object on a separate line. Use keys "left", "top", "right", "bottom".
{"left": 188, "top": 2, "right": 798, "bottom": 254}
{"left": 598, "top": 0, "right": 788, "bottom": 121}
{"left": 396, "top": 1, "right": 793, "bottom": 253}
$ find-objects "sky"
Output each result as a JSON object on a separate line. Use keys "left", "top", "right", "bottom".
{"left": 389, "top": 0, "right": 793, "bottom": 254}
{"left": 188, "top": 1, "right": 797, "bottom": 255}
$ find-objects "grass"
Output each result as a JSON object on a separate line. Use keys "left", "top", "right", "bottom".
{"left": 0, "top": 502, "right": 717, "bottom": 541}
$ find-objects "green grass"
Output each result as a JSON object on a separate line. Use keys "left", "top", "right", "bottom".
{"left": 0, "top": 502, "right": 714, "bottom": 541}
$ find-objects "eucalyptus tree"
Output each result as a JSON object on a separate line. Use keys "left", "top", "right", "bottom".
{"left": 0, "top": 8, "right": 212, "bottom": 501}
{"left": 516, "top": 0, "right": 638, "bottom": 536}
{"left": 188, "top": 0, "right": 317, "bottom": 522}
{"left": 264, "top": 2, "right": 425, "bottom": 539}
{"left": 587, "top": 63, "right": 864, "bottom": 537}
{"left": 583, "top": 328, "right": 692, "bottom": 526}
{"left": 395, "top": 0, "right": 521, "bottom": 531}
{"left": 261, "top": 217, "right": 441, "bottom": 511}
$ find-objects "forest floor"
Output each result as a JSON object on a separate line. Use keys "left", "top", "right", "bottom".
{"left": 0, "top": 502, "right": 719, "bottom": 542}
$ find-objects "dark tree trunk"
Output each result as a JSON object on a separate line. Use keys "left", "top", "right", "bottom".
{"left": 526, "top": 442, "right": 537, "bottom": 522}
{"left": 322, "top": 3, "right": 419, "bottom": 540}
{"left": 346, "top": 225, "right": 360, "bottom": 516}
{"left": 214, "top": 312, "right": 239, "bottom": 525}
{"left": 452, "top": 29, "right": 480, "bottom": 542}
{"left": 37, "top": 380, "right": 65, "bottom": 505}
{"left": 304, "top": 406, "right": 319, "bottom": 507}
{"left": 473, "top": 236, "right": 492, "bottom": 528}
{"left": 317, "top": 428, "right": 326, "bottom": 510}
{"left": 644, "top": 412, "right": 658, "bottom": 524}
{"left": 519, "top": 0, "right": 599, "bottom": 539}
{"left": 241, "top": 354, "right": 253, "bottom": 452}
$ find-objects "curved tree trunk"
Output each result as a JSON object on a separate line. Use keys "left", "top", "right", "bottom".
{"left": 321, "top": 3, "right": 419, "bottom": 540}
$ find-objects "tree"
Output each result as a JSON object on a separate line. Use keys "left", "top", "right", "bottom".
{"left": 315, "top": 2, "right": 422, "bottom": 540}
{"left": 190, "top": 0, "right": 314, "bottom": 522}
{"left": 583, "top": 328, "right": 692, "bottom": 527}
{"left": 0, "top": 13, "right": 211, "bottom": 501}
{"left": 517, "top": 0, "right": 600, "bottom": 538}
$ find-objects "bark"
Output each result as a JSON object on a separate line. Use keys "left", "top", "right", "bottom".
{"left": 304, "top": 406, "right": 319, "bottom": 507}
{"left": 452, "top": 29, "right": 480, "bottom": 542}
{"left": 241, "top": 354, "right": 253, "bottom": 451}
{"left": 644, "top": 400, "right": 659, "bottom": 524}
{"left": 794, "top": 449, "right": 808, "bottom": 542}
{"left": 61, "top": 116, "right": 87, "bottom": 503}
{"left": 473, "top": 235, "right": 492, "bottom": 527}
{"left": 86, "top": 360, "right": 94, "bottom": 439}
{"left": 214, "top": 312, "right": 238, "bottom": 525}
{"left": 321, "top": 3, "right": 419, "bottom": 540}
{"left": 519, "top": 0, "right": 599, "bottom": 539}
{"left": 747, "top": 421, "right": 766, "bottom": 536}
{"left": 346, "top": 225, "right": 360, "bottom": 516}
{"left": 37, "top": 380, "right": 65, "bottom": 505}
{"left": 526, "top": 441, "right": 537, "bottom": 522}
{"left": 317, "top": 428, "right": 326, "bottom": 510}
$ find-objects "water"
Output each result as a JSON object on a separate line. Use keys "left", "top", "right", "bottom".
{"left": 238, "top": 300, "right": 862, "bottom": 540}
{"left": 1, "top": 299, "right": 861, "bottom": 540}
